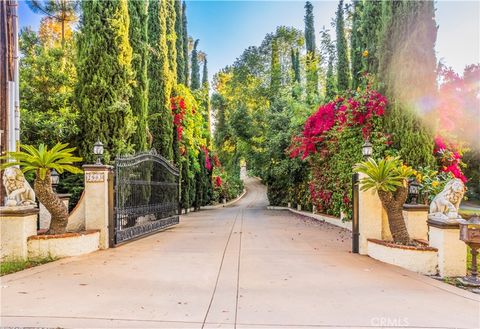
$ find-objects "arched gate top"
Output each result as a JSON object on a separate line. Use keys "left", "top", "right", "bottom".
{"left": 115, "top": 149, "right": 179, "bottom": 176}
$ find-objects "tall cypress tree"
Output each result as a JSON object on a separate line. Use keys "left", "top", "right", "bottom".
{"left": 270, "top": 37, "right": 281, "bottom": 97}
{"left": 202, "top": 57, "right": 209, "bottom": 87}
{"left": 304, "top": 1, "right": 318, "bottom": 97}
{"left": 385, "top": 102, "right": 436, "bottom": 168}
{"left": 320, "top": 27, "right": 336, "bottom": 100}
{"left": 182, "top": 1, "right": 189, "bottom": 85}
{"left": 212, "top": 94, "right": 227, "bottom": 150}
{"left": 181, "top": 152, "right": 190, "bottom": 209}
{"left": 335, "top": 0, "right": 350, "bottom": 92}
{"left": 76, "top": 0, "right": 135, "bottom": 162}
{"left": 350, "top": 0, "right": 363, "bottom": 89}
{"left": 190, "top": 39, "right": 200, "bottom": 90}
{"left": 147, "top": 0, "right": 173, "bottom": 159}
{"left": 174, "top": 0, "right": 184, "bottom": 84}
{"left": 166, "top": 0, "right": 177, "bottom": 84}
{"left": 290, "top": 48, "right": 301, "bottom": 99}
{"left": 326, "top": 56, "right": 336, "bottom": 100}
{"left": 304, "top": 1, "right": 315, "bottom": 54}
{"left": 379, "top": 0, "right": 437, "bottom": 103}
{"left": 377, "top": 0, "right": 394, "bottom": 87}
{"left": 201, "top": 57, "right": 212, "bottom": 135}
{"left": 379, "top": 1, "right": 437, "bottom": 168}
{"left": 360, "top": 0, "right": 383, "bottom": 76}
{"left": 128, "top": 0, "right": 149, "bottom": 152}
{"left": 291, "top": 48, "right": 301, "bottom": 83}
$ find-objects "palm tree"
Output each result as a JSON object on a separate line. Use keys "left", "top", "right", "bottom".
{"left": 354, "top": 157, "right": 414, "bottom": 244}
{"left": 1, "top": 143, "right": 82, "bottom": 234}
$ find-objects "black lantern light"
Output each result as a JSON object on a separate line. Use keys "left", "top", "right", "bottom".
{"left": 408, "top": 179, "right": 420, "bottom": 204}
{"left": 93, "top": 140, "right": 104, "bottom": 165}
{"left": 362, "top": 139, "right": 373, "bottom": 160}
{"left": 50, "top": 169, "right": 60, "bottom": 193}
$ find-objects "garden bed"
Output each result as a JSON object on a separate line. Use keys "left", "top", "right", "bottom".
{"left": 28, "top": 230, "right": 100, "bottom": 259}
{"left": 367, "top": 238, "right": 438, "bottom": 275}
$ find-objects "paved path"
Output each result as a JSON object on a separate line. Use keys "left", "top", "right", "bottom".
{"left": 1, "top": 178, "right": 479, "bottom": 328}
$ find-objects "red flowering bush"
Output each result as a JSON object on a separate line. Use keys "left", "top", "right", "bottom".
{"left": 203, "top": 146, "right": 212, "bottom": 171}
{"left": 290, "top": 88, "right": 387, "bottom": 160}
{"left": 212, "top": 163, "right": 243, "bottom": 203}
{"left": 290, "top": 87, "right": 389, "bottom": 219}
{"left": 434, "top": 136, "right": 467, "bottom": 183}
{"left": 214, "top": 175, "right": 222, "bottom": 187}
{"left": 171, "top": 96, "right": 187, "bottom": 140}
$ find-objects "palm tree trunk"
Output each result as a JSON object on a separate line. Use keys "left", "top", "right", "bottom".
{"left": 378, "top": 187, "right": 410, "bottom": 245}
{"left": 34, "top": 170, "right": 69, "bottom": 235}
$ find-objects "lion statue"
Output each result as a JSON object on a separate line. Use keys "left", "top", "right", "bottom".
{"left": 2, "top": 167, "right": 36, "bottom": 207}
{"left": 428, "top": 178, "right": 465, "bottom": 223}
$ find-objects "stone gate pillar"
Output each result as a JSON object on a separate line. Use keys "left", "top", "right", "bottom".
{"left": 83, "top": 165, "right": 114, "bottom": 249}
{"left": 428, "top": 219, "right": 466, "bottom": 277}
{"left": 358, "top": 172, "right": 383, "bottom": 255}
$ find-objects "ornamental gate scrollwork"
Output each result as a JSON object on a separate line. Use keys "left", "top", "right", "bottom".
{"left": 113, "top": 150, "right": 180, "bottom": 245}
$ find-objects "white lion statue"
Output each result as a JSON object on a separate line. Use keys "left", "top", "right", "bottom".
{"left": 2, "top": 167, "right": 36, "bottom": 207}
{"left": 428, "top": 178, "right": 465, "bottom": 224}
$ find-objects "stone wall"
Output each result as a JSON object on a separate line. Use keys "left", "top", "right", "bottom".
{"left": 28, "top": 230, "right": 100, "bottom": 258}
{"left": 367, "top": 239, "right": 438, "bottom": 275}
{"left": 0, "top": 207, "right": 38, "bottom": 260}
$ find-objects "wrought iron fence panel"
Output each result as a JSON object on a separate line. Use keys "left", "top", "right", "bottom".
{"left": 113, "top": 150, "right": 180, "bottom": 245}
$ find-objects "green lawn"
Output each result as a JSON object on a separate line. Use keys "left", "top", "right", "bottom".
{"left": 1, "top": 257, "right": 57, "bottom": 276}
{"left": 459, "top": 209, "right": 480, "bottom": 218}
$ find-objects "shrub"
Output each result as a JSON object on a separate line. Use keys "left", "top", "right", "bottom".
{"left": 291, "top": 87, "right": 390, "bottom": 219}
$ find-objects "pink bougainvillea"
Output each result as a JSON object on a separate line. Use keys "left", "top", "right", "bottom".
{"left": 289, "top": 88, "right": 387, "bottom": 160}
{"left": 202, "top": 146, "right": 212, "bottom": 171}
{"left": 303, "top": 102, "right": 336, "bottom": 138}
{"left": 434, "top": 136, "right": 467, "bottom": 183}
{"left": 434, "top": 136, "right": 447, "bottom": 152}
{"left": 291, "top": 87, "right": 388, "bottom": 216}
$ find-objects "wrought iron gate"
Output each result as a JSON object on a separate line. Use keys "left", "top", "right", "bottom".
{"left": 112, "top": 150, "right": 180, "bottom": 245}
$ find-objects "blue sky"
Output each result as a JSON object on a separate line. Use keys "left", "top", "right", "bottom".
{"left": 18, "top": 0, "right": 480, "bottom": 84}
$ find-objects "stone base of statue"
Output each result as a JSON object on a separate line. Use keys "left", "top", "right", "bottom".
{"left": 428, "top": 212, "right": 462, "bottom": 225}
{"left": 0, "top": 206, "right": 39, "bottom": 260}
{"left": 428, "top": 219, "right": 466, "bottom": 277}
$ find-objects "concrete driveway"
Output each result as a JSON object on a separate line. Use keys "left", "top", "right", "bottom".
{"left": 1, "top": 178, "right": 479, "bottom": 328}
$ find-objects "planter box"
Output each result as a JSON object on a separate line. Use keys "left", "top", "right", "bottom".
{"left": 28, "top": 230, "right": 100, "bottom": 259}
{"left": 367, "top": 239, "right": 438, "bottom": 275}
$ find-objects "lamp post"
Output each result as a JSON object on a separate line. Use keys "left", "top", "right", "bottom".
{"left": 93, "top": 140, "right": 104, "bottom": 165}
{"left": 408, "top": 179, "right": 420, "bottom": 204}
{"left": 362, "top": 139, "right": 373, "bottom": 160}
{"left": 458, "top": 216, "right": 480, "bottom": 287}
{"left": 50, "top": 169, "right": 59, "bottom": 193}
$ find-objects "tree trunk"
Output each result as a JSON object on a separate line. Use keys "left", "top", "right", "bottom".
{"left": 378, "top": 187, "right": 410, "bottom": 245}
{"left": 34, "top": 170, "right": 69, "bottom": 235}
